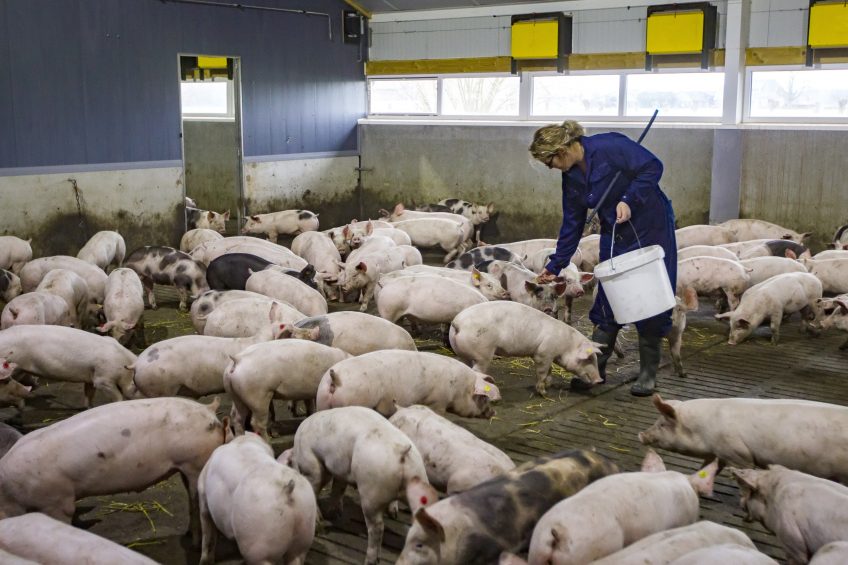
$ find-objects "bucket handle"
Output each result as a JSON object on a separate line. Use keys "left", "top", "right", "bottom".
{"left": 608, "top": 220, "right": 643, "bottom": 272}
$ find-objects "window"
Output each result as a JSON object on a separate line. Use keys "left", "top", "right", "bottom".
{"left": 625, "top": 72, "right": 724, "bottom": 117}
{"left": 181, "top": 80, "right": 233, "bottom": 118}
{"left": 532, "top": 75, "right": 620, "bottom": 117}
{"left": 369, "top": 79, "right": 438, "bottom": 115}
{"left": 749, "top": 69, "right": 848, "bottom": 119}
{"left": 442, "top": 77, "right": 520, "bottom": 116}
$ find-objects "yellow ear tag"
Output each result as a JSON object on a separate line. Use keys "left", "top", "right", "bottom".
{"left": 586, "top": 349, "right": 593, "bottom": 355}
{"left": 698, "top": 470, "right": 708, "bottom": 478}
{"left": 484, "top": 385, "right": 491, "bottom": 392}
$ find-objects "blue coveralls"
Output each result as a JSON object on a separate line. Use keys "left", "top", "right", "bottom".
{"left": 544, "top": 132, "right": 677, "bottom": 338}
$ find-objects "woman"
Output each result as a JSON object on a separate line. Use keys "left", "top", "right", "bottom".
{"left": 529, "top": 121, "right": 677, "bottom": 396}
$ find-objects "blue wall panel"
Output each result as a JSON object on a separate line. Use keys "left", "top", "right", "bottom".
{"left": 0, "top": 0, "right": 365, "bottom": 168}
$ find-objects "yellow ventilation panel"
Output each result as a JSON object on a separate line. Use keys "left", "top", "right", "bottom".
{"left": 197, "top": 56, "right": 228, "bottom": 69}
{"left": 809, "top": 2, "right": 848, "bottom": 48}
{"left": 646, "top": 11, "right": 705, "bottom": 55}
{"left": 511, "top": 19, "right": 559, "bottom": 59}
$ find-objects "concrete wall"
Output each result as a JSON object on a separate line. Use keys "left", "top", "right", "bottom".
{"left": 360, "top": 124, "right": 713, "bottom": 241}
{"left": 183, "top": 120, "right": 240, "bottom": 222}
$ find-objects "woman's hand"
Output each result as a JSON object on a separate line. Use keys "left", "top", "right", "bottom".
{"left": 616, "top": 201, "right": 632, "bottom": 224}
{"left": 537, "top": 270, "right": 557, "bottom": 284}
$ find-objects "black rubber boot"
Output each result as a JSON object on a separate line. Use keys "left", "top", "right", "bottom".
{"left": 571, "top": 326, "right": 619, "bottom": 391}
{"left": 631, "top": 334, "right": 662, "bottom": 397}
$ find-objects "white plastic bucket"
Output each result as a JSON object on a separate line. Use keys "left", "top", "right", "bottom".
{"left": 593, "top": 245, "right": 676, "bottom": 324}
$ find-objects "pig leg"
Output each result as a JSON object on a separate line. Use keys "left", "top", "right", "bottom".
{"left": 840, "top": 337, "right": 848, "bottom": 350}
{"left": 181, "top": 472, "right": 203, "bottom": 546}
{"left": 324, "top": 477, "right": 347, "bottom": 520}
{"left": 799, "top": 305, "right": 820, "bottom": 336}
{"left": 359, "top": 497, "right": 387, "bottom": 565}
{"left": 143, "top": 278, "right": 157, "bottom": 310}
{"left": 83, "top": 382, "right": 96, "bottom": 409}
{"left": 228, "top": 401, "right": 247, "bottom": 436}
{"left": 469, "top": 352, "right": 494, "bottom": 375}
{"left": 533, "top": 356, "right": 553, "bottom": 395}
{"left": 667, "top": 327, "right": 685, "bottom": 377}
{"left": 769, "top": 308, "right": 784, "bottom": 345}
{"left": 268, "top": 231, "right": 278, "bottom": 244}
{"left": 249, "top": 394, "right": 273, "bottom": 441}
{"left": 177, "top": 288, "right": 189, "bottom": 312}
{"left": 359, "top": 283, "right": 376, "bottom": 312}
{"left": 198, "top": 490, "right": 218, "bottom": 565}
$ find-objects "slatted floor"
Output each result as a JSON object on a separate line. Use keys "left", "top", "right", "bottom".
{"left": 4, "top": 284, "right": 846, "bottom": 564}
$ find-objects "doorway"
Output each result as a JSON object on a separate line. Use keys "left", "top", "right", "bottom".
{"left": 178, "top": 54, "right": 244, "bottom": 235}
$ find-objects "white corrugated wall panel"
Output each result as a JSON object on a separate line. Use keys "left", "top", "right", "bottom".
{"left": 573, "top": 7, "right": 646, "bottom": 54}
{"left": 749, "top": 0, "right": 809, "bottom": 48}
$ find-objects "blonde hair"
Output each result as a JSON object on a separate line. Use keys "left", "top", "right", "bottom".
{"left": 529, "top": 120, "right": 585, "bottom": 161}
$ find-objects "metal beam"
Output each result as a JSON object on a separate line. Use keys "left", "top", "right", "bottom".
{"left": 343, "top": 0, "right": 372, "bottom": 18}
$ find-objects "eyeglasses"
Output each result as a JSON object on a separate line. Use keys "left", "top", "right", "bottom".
{"left": 543, "top": 154, "right": 556, "bottom": 169}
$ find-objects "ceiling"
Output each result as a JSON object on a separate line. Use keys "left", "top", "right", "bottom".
{"left": 355, "top": 0, "right": 568, "bottom": 14}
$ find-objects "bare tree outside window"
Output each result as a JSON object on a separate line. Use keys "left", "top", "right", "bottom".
{"left": 442, "top": 77, "right": 520, "bottom": 116}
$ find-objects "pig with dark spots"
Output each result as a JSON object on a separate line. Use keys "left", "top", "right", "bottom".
{"left": 522, "top": 451, "right": 717, "bottom": 564}
{"left": 180, "top": 228, "right": 223, "bottom": 253}
{"left": 18, "top": 256, "right": 107, "bottom": 303}
{"left": 0, "top": 236, "right": 32, "bottom": 275}
{"left": 816, "top": 295, "right": 848, "bottom": 350}
{"left": 294, "top": 311, "right": 416, "bottom": 355}
{"left": 639, "top": 394, "right": 848, "bottom": 482}
{"left": 97, "top": 268, "right": 145, "bottom": 347}
{"left": 132, "top": 304, "right": 290, "bottom": 398}
{"left": 203, "top": 297, "right": 305, "bottom": 338}
{"left": 732, "top": 466, "right": 848, "bottom": 565}
{"left": 0, "top": 269, "right": 22, "bottom": 302}
{"left": 225, "top": 340, "right": 349, "bottom": 438}
{"left": 281, "top": 406, "right": 438, "bottom": 565}
{"left": 76, "top": 230, "right": 126, "bottom": 271}
{"left": 445, "top": 246, "right": 524, "bottom": 270}
{"left": 438, "top": 198, "right": 495, "bottom": 242}
{"left": 0, "top": 359, "right": 30, "bottom": 411}
{"left": 124, "top": 246, "right": 209, "bottom": 311}
{"left": 0, "top": 513, "right": 158, "bottom": 565}
{"left": 198, "top": 434, "right": 316, "bottom": 565}
{"left": 450, "top": 301, "right": 603, "bottom": 395}
{"left": 832, "top": 224, "right": 848, "bottom": 250}
{"left": 720, "top": 218, "right": 810, "bottom": 244}
{"left": 396, "top": 449, "right": 618, "bottom": 565}
{"left": 206, "top": 252, "right": 274, "bottom": 291}
{"left": 476, "top": 260, "right": 567, "bottom": 317}
{"left": 190, "top": 290, "right": 268, "bottom": 333}
{"left": 0, "top": 326, "right": 136, "bottom": 407}
{"left": 240, "top": 209, "right": 319, "bottom": 243}
{"left": 187, "top": 206, "right": 230, "bottom": 233}
{"left": 316, "top": 350, "right": 500, "bottom": 418}
{"left": 389, "top": 405, "right": 515, "bottom": 494}
{"left": 414, "top": 203, "right": 452, "bottom": 213}
{"left": 0, "top": 397, "right": 231, "bottom": 545}
{"left": 1, "top": 292, "right": 74, "bottom": 330}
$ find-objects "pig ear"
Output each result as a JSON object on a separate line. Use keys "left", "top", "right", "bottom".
{"left": 576, "top": 345, "right": 599, "bottom": 361}
{"left": 394, "top": 203, "right": 405, "bottom": 214}
{"left": 835, "top": 299, "right": 848, "bottom": 313}
{"left": 268, "top": 302, "right": 280, "bottom": 322}
{"left": 278, "top": 325, "right": 293, "bottom": 339}
{"left": 652, "top": 394, "right": 677, "bottom": 421}
{"left": 474, "top": 375, "right": 500, "bottom": 400}
{"left": 471, "top": 268, "right": 482, "bottom": 286}
{"left": 785, "top": 249, "right": 797, "bottom": 259}
{"left": 223, "top": 210, "right": 230, "bottom": 220}
{"left": 366, "top": 221, "right": 374, "bottom": 235}
{"left": 579, "top": 272, "right": 594, "bottom": 284}
{"left": 714, "top": 312, "right": 731, "bottom": 321}
{"left": 683, "top": 286, "right": 699, "bottom": 311}
{"left": 736, "top": 318, "right": 751, "bottom": 329}
{"left": 97, "top": 321, "right": 115, "bottom": 333}
{"left": 800, "top": 232, "right": 811, "bottom": 241}
{"left": 378, "top": 208, "right": 390, "bottom": 218}
{"left": 406, "top": 476, "right": 439, "bottom": 514}
{"left": 641, "top": 449, "right": 667, "bottom": 473}
{"left": 553, "top": 282, "right": 567, "bottom": 296}
{"left": 278, "top": 449, "right": 294, "bottom": 467}
{"left": 523, "top": 281, "right": 543, "bottom": 296}
{"left": 730, "top": 468, "right": 760, "bottom": 492}
{"left": 689, "top": 459, "right": 719, "bottom": 497}
{"left": 206, "top": 211, "right": 215, "bottom": 221}
{"left": 251, "top": 215, "right": 260, "bottom": 221}
{"left": 356, "top": 262, "right": 367, "bottom": 272}
{"left": 342, "top": 226, "right": 351, "bottom": 238}
{"left": 499, "top": 553, "right": 528, "bottom": 565}
{"left": 487, "top": 203, "right": 495, "bottom": 213}
{"left": 413, "top": 507, "right": 446, "bottom": 542}
{"left": 308, "top": 326, "right": 320, "bottom": 340}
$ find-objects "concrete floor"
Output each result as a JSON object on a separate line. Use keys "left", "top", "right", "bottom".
{"left": 2, "top": 275, "right": 846, "bottom": 564}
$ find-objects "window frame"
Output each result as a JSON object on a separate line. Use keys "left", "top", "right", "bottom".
{"left": 743, "top": 63, "right": 848, "bottom": 125}
{"left": 180, "top": 77, "right": 235, "bottom": 120}
{"left": 367, "top": 76, "right": 440, "bottom": 117}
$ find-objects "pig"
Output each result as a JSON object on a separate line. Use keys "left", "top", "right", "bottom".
{"left": 0, "top": 325, "right": 136, "bottom": 407}
{"left": 1, "top": 292, "right": 74, "bottom": 330}
{"left": 0, "top": 359, "right": 30, "bottom": 411}
{"left": 675, "top": 225, "right": 736, "bottom": 248}
{"left": 668, "top": 287, "right": 700, "bottom": 378}
{"left": 382, "top": 203, "right": 474, "bottom": 242}
{"left": 282, "top": 406, "right": 439, "bottom": 565}
{"left": 190, "top": 289, "right": 267, "bottom": 333}
{"left": 814, "top": 249, "right": 848, "bottom": 260}
{"left": 438, "top": 198, "right": 495, "bottom": 241}
{"left": 180, "top": 228, "right": 224, "bottom": 252}
{"left": 677, "top": 244, "right": 740, "bottom": 262}
{"left": 589, "top": 521, "right": 760, "bottom": 565}
{"left": 736, "top": 240, "right": 813, "bottom": 260}
{"left": 18, "top": 255, "right": 107, "bottom": 302}
{"left": 293, "top": 311, "right": 417, "bottom": 355}
{"left": 476, "top": 260, "right": 567, "bottom": 316}
{"left": 832, "top": 224, "right": 848, "bottom": 250}
{"left": 741, "top": 256, "right": 808, "bottom": 287}
{"left": 816, "top": 295, "right": 848, "bottom": 350}
{"left": 324, "top": 226, "right": 353, "bottom": 257}
{"left": 96, "top": 268, "right": 145, "bottom": 346}
{"left": 203, "top": 298, "right": 305, "bottom": 338}
{"left": 0, "top": 422, "right": 22, "bottom": 459}
{"left": 339, "top": 247, "right": 408, "bottom": 311}
{"left": 76, "top": 230, "right": 126, "bottom": 270}
{"left": 389, "top": 405, "right": 515, "bottom": 493}
{"left": 246, "top": 268, "right": 328, "bottom": 316}
{"left": 390, "top": 265, "right": 510, "bottom": 300}
{"left": 450, "top": 301, "right": 603, "bottom": 395}
{"left": 225, "top": 243, "right": 308, "bottom": 271}
{"left": 206, "top": 252, "right": 275, "bottom": 290}
{"left": 240, "top": 209, "right": 320, "bottom": 243}
{"left": 291, "top": 230, "right": 343, "bottom": 298}
{"left": 0, "top": 397, "right": 231, "bottom": 544}
{"left": 714, "top": 272, "right": 822, "bottom": 344}
{"left": 375, "top": 275, "right": 487, "bottom": 325}
{"left": 491, "top": 239, "right": 558, "bottom": 262}
{"left": 720, "top": 218, "right": 810, "bottom": 243}
{"left": 225, "top": 340, "right": 349, "bottom": 438}
{"left": 523, "top": 450, "right": 716, "bottom": 565}
{"left": 576, "top": 234, "right": 600, "bottom": 271}
{"left": 446, "top": 246, "right": 525, "bottom": 270}
{"left": 374, "top": 227, "right": 412, "bottom": 246}
{"left": 341, "top": 220, "right": 411, "bottom": 249}
{"left": 190, "top": 237, "right": 307, "bottom": 269}
{"left": 640, "top": 394, "right": 848, "bottom": 482}
{"left": 732, "top": 465, "right": 848, "bottom": 565}
{"left": 396, "top": 449, "right": 618, "bottom": 565}
{"left": 268, "top": 263, "right": 319, "bottom": 290}
{"left": 131, "top": 306, "right": 289, "bottom": 398}
{"left": 35, "top": 268, "right": 91, "bottom": 328}
{"left": 198, "top": 434, "right": 316, "bottom": 565}
{"left": 800, "top": 257, "right": 848, "bottom": 294}
{"left": 0, "top": 237, "right": 32, "bottom": 274}
{"left": 415, "top": 203, "right": 453, "bottom": 213}
{"left": 525, "top": 247, "right": 556, "bottom": 273}
{"left": 677, "top": 256, "right": 751, "bottom": 310}
{"left": 124, "top": 246, "right": 209, "bottom": 311}
{"left": 392, "top": 218, "right": 467, "bottom": 263}
{"left": 185, "top": 196, "right": 198, "bottom": 208}
{"left": 315, "top": 350, "right": 501, "bottom": 418}
{"left": 810, "top": 542, "right": 848, "bottom": 565}
{"left": 187, "top": 207, "right": 230, "bottom": 233}
{"left": 0, "top": 269, "right": 22, "bottom": 302}
{"left": 0, "top": 512, "right": 158, "bottom": 565}
{"left": 555, "top": 262, "right": 594, "bottom": 323}
{"left": 670, "top": 544, "right": 779, "bottom": 565}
